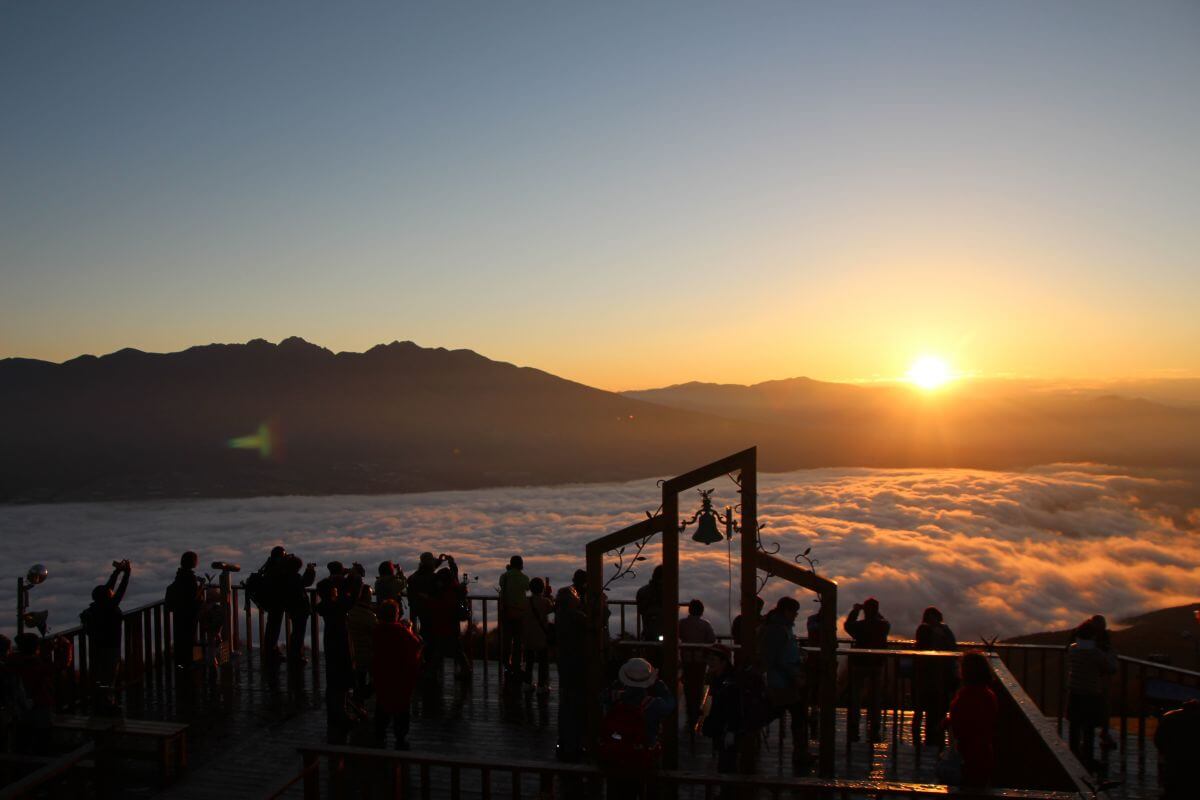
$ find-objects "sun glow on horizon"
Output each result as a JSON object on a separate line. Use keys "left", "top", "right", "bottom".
{"left": 906, "top": 355, "right": 953, "bottom": 390}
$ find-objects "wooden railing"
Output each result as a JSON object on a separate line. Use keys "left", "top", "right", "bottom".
{"left": 0, "top": 742, "right": 95, "bottom": 800}
{"left": 37, "top": 584, "right": 1199, "bottom": 782}
{"left": 276, "top": 744, "right": 1083, "bottom": 800}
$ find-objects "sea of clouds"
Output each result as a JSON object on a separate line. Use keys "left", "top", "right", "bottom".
{"left": 1, "top": 464, "right": 1196, "bottom": 641}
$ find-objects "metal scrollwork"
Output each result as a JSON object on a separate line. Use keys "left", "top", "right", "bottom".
{"left": 603, "top": 512, "right": 657, "bottom": 592}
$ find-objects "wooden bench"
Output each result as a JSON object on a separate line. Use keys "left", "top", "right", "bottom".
{"left": 52, "top": 715, "right": 187, "bottom": 785}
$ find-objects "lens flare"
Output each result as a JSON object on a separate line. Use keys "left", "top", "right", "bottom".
{"left": 228, "top": 422, "right": 274, "bottom": 459}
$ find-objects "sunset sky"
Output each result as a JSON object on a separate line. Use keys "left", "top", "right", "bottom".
{"left": 2, "top": 2, "right": 1198, "bottom": 391}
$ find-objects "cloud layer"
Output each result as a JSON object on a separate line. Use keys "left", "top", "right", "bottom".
{"left": 1, "top": 464, "right": 1196, "bottom": 640}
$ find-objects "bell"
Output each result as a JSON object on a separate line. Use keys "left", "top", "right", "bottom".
{"left": 26, "top": 564, "right": 48, "bottom": 586}
{"left": 692, "top": 512, "right": 723, "bottom": 545}
{"left": 22, "top": 610, "right": 49, "bottom": 636}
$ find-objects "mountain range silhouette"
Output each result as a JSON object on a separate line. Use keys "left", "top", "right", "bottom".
{"left": 2, "top": 338, "right": 1196, "bottom": 502}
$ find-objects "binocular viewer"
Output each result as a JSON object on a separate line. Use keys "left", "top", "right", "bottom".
{"left": 211, "top": 561, "right": 242, "bottom": 573}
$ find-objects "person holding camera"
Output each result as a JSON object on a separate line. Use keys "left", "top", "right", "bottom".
{"left": 80, "top": 559, "right": 131, "bottom": 712}
{"left": 375, "top": 561, "right": 406, "bottom": 616}
{"left": 844, "top": 597, "right": 891, "bottom": 742}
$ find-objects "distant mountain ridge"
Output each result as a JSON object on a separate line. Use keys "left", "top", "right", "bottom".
{"left": 0, "top": 337, "right": 776, "bottom": 502}
{"left": 2, "top": 338, "right": 1198, "bottom": 503}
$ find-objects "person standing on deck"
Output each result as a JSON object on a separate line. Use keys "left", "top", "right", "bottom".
{"left": 279, "top": 555, "right": 317, "bottom": 666}
{"left": 1155, "top": 698, "right": 1200, "bottom": 800}
{"left": 259, "top": 545, "right": 289, "bottom": 664}
{"left": 679, "top": 599, "right": 716, "bottom": 731}
{"left": 913, "top": 606, "right": 957, "bottom": 748}
{"left": 375, "top": 561, "right": 406, "bottom": 616}
{"left": 165, "top": 551, "right": 203, "bottom": 672}
{"left": 555, "top": 569, "right": 589, "bottom": 761}
{"left": 317, "top": 562, "right": 363, "bottom": 744}
{"left": 498, "top": 555, "right": 530, "bottom": 684}
{"left": 406, "top": 552, "right": 439, "bottom": 642}
{"left": 948, "top": 651, "right": 998, "bottom": 786}
{"left": 1066, "top": 620, "right": 1116, "bottom": 770}
{"left": 760, "top": 596, "right": 811, "bottom": 766}
{"left": 372, "top": 599, "right": 422, "bottom": 750}
{"left": 80, "top": 559, "right": 131, "bottom": 713}
{"left": 348, "top": 585, "right": 378, "bottom": 699}
{"left": 636, "top": 566, "right": 665, "bottom": 645}
{"left": 844, "top": 596, "right": 890, "bottom": 742}
{"left": 521, "top": 577, "right": 555, "bottom": 696}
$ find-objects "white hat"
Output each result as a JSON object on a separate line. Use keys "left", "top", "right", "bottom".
{"left": 618, "top": 657, "right": 657, "bottom": 688}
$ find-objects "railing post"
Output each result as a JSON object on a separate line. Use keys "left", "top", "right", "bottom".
{"left": 481, "top": 598, "right": 489, "bottom": 686}
{"left": 302, "top": 752, "right": 320, "bottom": 800}
{"left": 311, "top": 591, "right": 321, "bottom": 687}
{"left": 1137, "top": 663, "right": 1147, "bottom": 775}
{"left": 1118, "top": 657, "right": 1128, "bottom": 768}
{"left": 231, "top": 586, "right": 241, "bottom": 652}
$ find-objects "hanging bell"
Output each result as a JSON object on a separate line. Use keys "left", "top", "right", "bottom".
{"left": 692, "top": 512, "right": 723, "bottom": 545}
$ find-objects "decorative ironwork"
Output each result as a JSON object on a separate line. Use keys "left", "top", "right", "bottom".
{"left": 602, "top": 512, "right": 657, "bottom": 592}
{"left": 794, "top": 546, "right": 819, "bottom": 573}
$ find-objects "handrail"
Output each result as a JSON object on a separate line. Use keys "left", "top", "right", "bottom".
{"left": 290, "top": 744, "right": 1082, "bottom": 799}
{"left": 0, "top": 741, "right": 95, "bottom": 799}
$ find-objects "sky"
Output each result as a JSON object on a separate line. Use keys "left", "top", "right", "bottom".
{"left": 3, "top": 464, "right": 1196, "bottom": 640}
{"left": 2, "top": 2, "right": 1198, "bottom": 391}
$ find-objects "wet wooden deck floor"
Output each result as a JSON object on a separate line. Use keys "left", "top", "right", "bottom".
{"left": 91, "top": 654, "right": 1159, "bottom": 800}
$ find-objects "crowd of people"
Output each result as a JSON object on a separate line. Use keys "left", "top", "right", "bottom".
{"left": 1, "top": 551, "right": 1197, "bottom": 798}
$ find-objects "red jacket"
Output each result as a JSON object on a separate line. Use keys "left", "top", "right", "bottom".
{"left": 371, "top": 622, "right": 422, "bottom": 713}
{"left": 949, "top": 684, "right": 998, "bottom": 786}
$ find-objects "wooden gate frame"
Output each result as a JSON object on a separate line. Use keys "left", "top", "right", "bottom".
{"left": 584, "top": 447, "right": 838, "bottom": 776}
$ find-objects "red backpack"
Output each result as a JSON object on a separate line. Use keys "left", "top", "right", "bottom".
{"left": 597, "top": 696, "right": 660, "bottom": 770}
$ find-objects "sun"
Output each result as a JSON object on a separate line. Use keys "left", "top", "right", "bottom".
{"left": 906, "top": 355, "right": 953, "bottom": 390}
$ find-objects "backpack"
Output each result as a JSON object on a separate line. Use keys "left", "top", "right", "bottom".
{"left": 244, "top": 569, "right": 270, "bottom": 610}
{"left": 597, "top": 697, "right": 660, "bottom": 770}
{"left": 0, "top": 669, "right": 31, "bottom": 720}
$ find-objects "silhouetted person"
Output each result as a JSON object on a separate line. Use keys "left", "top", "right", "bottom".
{"left": 372, "top": 600, "right": 422, "bottom": 750}
{"left": 7, "top": 634, "right": 58, "bottom": 754}
{"left": 375, "top": 561, "right": 406, "bottom": 615}
{"left": 317, "top": 562, "right": 363, "bottom": 743}
{"left": 731, "top": 596, "right": 765, "bottom": 650}
{"left": 499, "top": 555, "right": 530, "bottom": 683}
{"left": 555, "top": 569, "right": 589, "bottom": 760}
{"left": 1155, "top": 698, "right": 1200, "bottom": 799}
{"left": 635, "top": 566, "right": 664, "bottom": 642}
{"left": 260, "top": 546, "right": 289, "bottom": 663}
{"left": 166, "top": 551, "right": 203, "bottom": 671}
{"left": 701, "top": 644, "right": 739, "bottom": 775}
{"left": 0, "top": 634, "right": 19, "bottom": 751}
{"left": 598, "top": 657, "right": 677, "bottom": 786}
{"left": 679, "top": 599, "right": 716, "bottom": 730}
{"left": 407, "top": 552, "right": 439, "bottom": 640}
{"left": 348, "top": 584, "right": 378, "bottom": 698}
{"left": 427, "top": 560, "right": 470, "bottom": 680}
{"left": 948, "top": 651, "right": 998, "bottom": 787}
{"left": 760, "top": 596, "right": 810, "bottom": 764}
{"left": 521, "top": 577, "right": 554, "bottom": 695}
{"left": 280, "top": 555, "right": 317, "bottom": 665}
{"left": 80, "top": 559, "right": 131, "bottom": 712}
{"left": 913, "top": 606, "right": 957, "bottom": 748}
{"left": 844, "top": 596, "right": 890, "bottom": 742}
{"left": 1066, "top": 620, "right": 1116, "bottom": 769}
